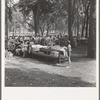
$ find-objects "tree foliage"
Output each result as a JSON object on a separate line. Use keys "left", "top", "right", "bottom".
{"left": 6, "top": 0, "right": 96, "bottom": 57}
{"left": 18, "top": 0, "right": 56, "bottom": 35}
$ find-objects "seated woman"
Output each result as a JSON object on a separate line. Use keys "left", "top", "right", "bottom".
{"left": 15, "top": 42, "right": 22, "bottom": 56}
{"left": 51, "top": 45, "right": 68, "bottom": 58}
{"left": 60, "top": 46, "right": 68, "bottom": 58}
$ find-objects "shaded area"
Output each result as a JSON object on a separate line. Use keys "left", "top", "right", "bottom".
{"left": 8, "top": 45, "right": 90, "bottom": 65}
{"left": 71, "top": 46, "right": 95, "bottom": 62}
{"left": 5, "top": 68, "right": 96, "bottom": 87}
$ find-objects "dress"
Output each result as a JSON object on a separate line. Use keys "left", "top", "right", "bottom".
{"left": 60, "top": 46, "right": 68, "bottom": 57}
{"left": 67, "top": 44, "right": 72, "bottom": 57}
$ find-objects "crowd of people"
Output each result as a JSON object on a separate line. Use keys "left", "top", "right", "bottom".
{"left": 5, "top": 34, "right": 72, "bottom": 64}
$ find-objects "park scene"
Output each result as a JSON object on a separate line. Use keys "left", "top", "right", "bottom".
{"left": 5, "top": 0, "right": 96, "bottom": 87}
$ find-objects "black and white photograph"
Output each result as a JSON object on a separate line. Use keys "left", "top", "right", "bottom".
{"left": 4, "top": 0, "right": 97, "bottom": 88}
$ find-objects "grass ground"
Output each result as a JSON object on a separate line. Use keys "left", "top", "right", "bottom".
{"left": 5, "top": 45, "right": 96, "bottom": 87}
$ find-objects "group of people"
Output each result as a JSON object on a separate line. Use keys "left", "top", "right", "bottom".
{"left": 5, "top": 34, "right": 72, "bottom": 66}
{"left": 6, "top": 35, "right": 63, "bottom": 52}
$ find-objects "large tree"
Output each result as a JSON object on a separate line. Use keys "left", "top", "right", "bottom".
{"left": 18, "top": 0, "right": 55, "bottom": 36}
{"left": 68, "top": 0, "right": 76, "bottom": 47}
{"left": 87, "top": 0, "right": 96, "bottom": 58}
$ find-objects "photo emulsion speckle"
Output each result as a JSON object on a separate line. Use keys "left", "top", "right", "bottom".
{"left": 5, "top": 0, "right": 96, "bottom": 87}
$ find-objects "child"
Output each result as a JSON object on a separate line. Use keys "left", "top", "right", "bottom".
{"left": 5, "top": 50, "right": 13, "bottom": 59}
{"left": 66, "top": 40, "right": 72, "bottom": 68}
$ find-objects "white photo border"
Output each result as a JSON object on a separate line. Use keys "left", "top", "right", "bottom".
{"left": 1, "top": 0, "right": 99, "bottom": 100}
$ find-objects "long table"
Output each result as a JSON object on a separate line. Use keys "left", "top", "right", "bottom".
{"left": 32, "top": 48, "right": 68, "bottom": 63}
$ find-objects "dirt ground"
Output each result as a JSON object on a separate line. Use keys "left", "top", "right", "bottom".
{"left": 5, "top": 46, "right": 96, "bottom": 87}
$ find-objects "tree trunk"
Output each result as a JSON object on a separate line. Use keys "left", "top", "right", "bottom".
{"left": 40, "top": 26, "right": 44, "bottom": 36}
{"left": 85, "top": 12, "right": 89, "bottom": 38}
{"left": 5, "top": 1, "right": 8, "bottom": 49}
{"left": 33, "top": 0, "right": 40, "bottom": 36}
{"left": 34, "top": 11, "right": 38, "bottom": 36}
{"left": 46, "top": 27, "right": 49, "bottom": 36}
{"left": 81, "top": 16, "right": 85, "bottom": 37}
{"left": 68, "top": 0, "right": 76, "bottom": 47}
{"left": 85, "top": 3, "right": 90, "bottom": 38}
{"left": 77, "top": 22, "right": 79, "bottom": 37}
{"left": 46, "top": 22, "right": 51, "bottom": 36}
{"left": 87, "top": 0, "right": 96, "bottom": 58}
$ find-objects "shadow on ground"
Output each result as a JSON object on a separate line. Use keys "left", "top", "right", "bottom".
{"left": 71, "top": 56, "right": 96, "bottom": 62}
{"left": 5, "top": 68, "right": 96, "bottom": 87}
{"left": 12, "top": 45, "right": 93, "bottom": 64}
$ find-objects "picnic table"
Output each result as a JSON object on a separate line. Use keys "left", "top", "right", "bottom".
{"left": 32, "top": 47, "right": 68, "bottom": 63}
